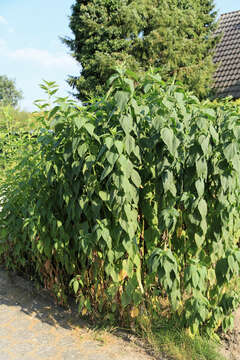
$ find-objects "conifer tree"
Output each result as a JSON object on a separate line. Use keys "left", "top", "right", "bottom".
{"left": 63, "top": 0, "right": 219, "bottom": 100}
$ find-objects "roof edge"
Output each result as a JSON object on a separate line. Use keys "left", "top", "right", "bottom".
{"left": 220, "top": 10, "right": 240, "bottom": 17}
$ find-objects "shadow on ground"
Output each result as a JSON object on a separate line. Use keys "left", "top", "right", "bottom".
{"left": 0, "top": 266, "right": 156, "bottom": 360}
{"left": 0, "top": 266, "right": 85, "bottom": 330}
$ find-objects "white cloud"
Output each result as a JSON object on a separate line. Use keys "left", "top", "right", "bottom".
{"left": 0, "top": 16, "right": 8, "bottom": 25}
{"left": 0, "top": 43, "right": 79, "bottom": 70}
{"left": 8, "top": 47, "right": 78, "bottom": 69}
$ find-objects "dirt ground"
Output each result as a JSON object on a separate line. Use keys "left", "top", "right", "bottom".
{"left": 1, "top": 264, "right": 238, "bottom": 360}
{"left": 0, "top": 267, "right": 158, "bottom": 360}
{"left": 220, "top": 307, "right": 240, "bottom": 360}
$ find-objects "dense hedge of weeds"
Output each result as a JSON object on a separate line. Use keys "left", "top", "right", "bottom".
{"left": 1, "top": 71, "right": 240, "bottom": 336}
{"left": 0, "top": 103, "right": 38, "bottom": 183}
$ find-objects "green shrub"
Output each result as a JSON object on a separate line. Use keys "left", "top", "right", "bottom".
{"left": 0, "top": 105, "right": 36, "bottom": 133}
{"left": 1, "top": 71, "right": 240, "bottom": 336}
{"left": 0, "top": 105, "right": 39, "bottom": 182}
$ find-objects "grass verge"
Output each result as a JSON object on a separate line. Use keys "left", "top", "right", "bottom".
{"left": 136, "top": 316, "right": 226, "bottom": 360}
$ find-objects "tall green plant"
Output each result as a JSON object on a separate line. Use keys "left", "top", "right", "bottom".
{"left": 1, "top": 70, "right": 240, "bottom": 337}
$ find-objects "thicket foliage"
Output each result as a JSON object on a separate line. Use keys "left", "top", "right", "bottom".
{"left": 0, "top": 106, "right": 36, "bottom": 132}
{"left": 0, "top": 104, "right": 39, "bottom": 183}
{"left": 0, "top": 75, "right": 23, "bottom": 107}
{"left": 63, "top": 0, "right": 219, "bottom": 100}
{"left": 1, "top": 71, "right": 240, "bottom": 336}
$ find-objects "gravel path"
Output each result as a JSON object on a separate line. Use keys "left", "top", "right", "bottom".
{"left": 0, "top": 267, "right": 156, "bottom": 360}
{"left": 220, "top": 307, "right": 240, "bottom": 360}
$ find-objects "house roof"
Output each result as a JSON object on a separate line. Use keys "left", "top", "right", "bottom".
{"left": 213, "top": 10, "right": 240, "bottom": 98}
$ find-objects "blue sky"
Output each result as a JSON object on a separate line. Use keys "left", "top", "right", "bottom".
{"left": 0, "top": 0, "right": 239, "bottom": 111}
{"left": 0, "top": 0, "right": 80, "bottom": 111}
{"left": 215, "top": 0, "right": 240, "bottom": 15}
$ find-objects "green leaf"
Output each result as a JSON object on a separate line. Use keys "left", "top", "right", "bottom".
{"left": 198, "top": 304, "right": 207, "bottom": 322}
{"left": 224, "top": 143, "right": 237, "bottom": 162}
{"left": 161, "top": 209, "right": 179, "bottom": 232}
{"left": 115, "top": 140, "right": 123, "bottom": 154}
{"left": 232, "top": 155, "right": 240, "bottom": 173}
{"left": 196, "top": 157, "right": 207, "bottom": 178}
{"left": 122, "top": 237, "right": 134, "bottom": 258}
{"left": 114, "top": 91, "right": 130, "bottom": 112}
{"left": 228, "top": 255, "right": 236, "bottom": 274}
{"left": 233, "top": 125, "right": 240, "bottom": 140}
{"left": 105, "top": 137, "right": 114, "bottom": 150}
{"left": 161, "top": 127, "right": 180, "bottom": 156}
{"left": 100, "top": 164, "right": 114, "bottom": 181}
{"left": 106, "top": 151, "right": 118, "bottom": 166}
{"left": 74, "top": 117, "right": 84, "bottom": 129}
{"left": 121, "top": 290, "right": 131, "bottom": 307}
{"left": 131, "top": 169, "right": 141, "bottom": 188}
{"left": 195, "top": 179, "right": 204, "bottom": 197}
{"left": 124, "top": 204, "right": 138, "bottom": 224}
{"left": 123, "top": 78, "right": 134, "bottom": 94}
{"left": 199, "top": 135, "right": 209, "bottom": 155}
{"left": 48, "top": 106, "right": 60, "bottom": 121}
{"left": 124, "top": 135, "right": 135, "bottom": 154}
{"left": 215, "top": 258, "right": 228, "bottom": 286}
{"left": 101, "top": 227, "right": 112, "bottom": 249}
{"left": 107, "top": 73, "right": 119, "bottom": 86}
{"left": 122, "top": 177, "right": 138, "bottom": 202}
{"left": 209, "top": 124, "right": 219, "bottom": 144}
{"left": 133, "top": 145, "right": 141, "bottom": 161}
{"left": 99, "top": 191, "right": 109, "bottom": 201}
{"left": 73, "top": 280, "right": 79, "bottom": 294}
{"left": 174, "top": 91, "right": 184, "bottom": 105}
{"left": 84, "top": 122, "right": 95, "bottom": 136}
{"left": 203, "top": 108, "right": 215, "bottom": 119}
{"left": 162, "top": 170, "right": 177, "bottom": 197}
{"left": 118, "top": 154, "right": 133, "bottom": 178}
{"left": 198, "top": 199, "right": 207, "bottom": 219}
{"left": 78, "top": 143, "right": 88, "bottom": 157}
{"left": 192, "top": 269, "right": 199, "bottom": 289}
{"left": 195, "top": 233, "right": 204, "bottom": 248}
{"left": 120, "top": 116, "right": 133, "bottom": 135}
